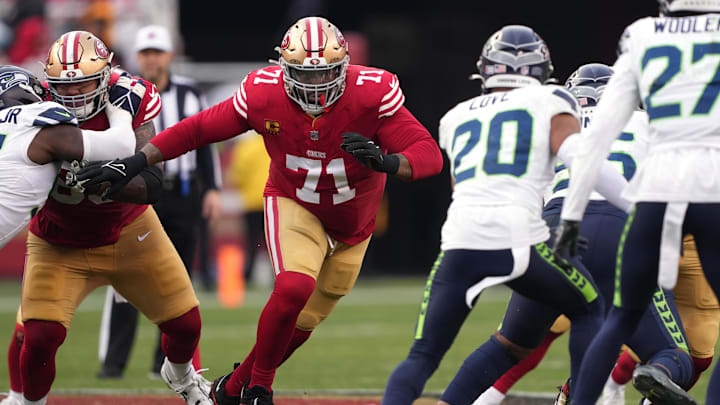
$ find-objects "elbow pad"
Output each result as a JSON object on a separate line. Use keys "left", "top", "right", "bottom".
{"left": 139, "top": 166, "right": 163, "bottom": 204}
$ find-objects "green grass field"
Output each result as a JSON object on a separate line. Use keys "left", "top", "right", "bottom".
{"left": 0, "top": 278, "right": 716, "bottom": 404}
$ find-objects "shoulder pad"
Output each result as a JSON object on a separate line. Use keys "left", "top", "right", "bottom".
{"left": 32, "top": 102, "right": 78, "bottom": 127}
{"left": 547, "top": 85, "right": 580, "bottom": 114}
{"left": 348, "top": 66, "right": 405, "bottom": 119}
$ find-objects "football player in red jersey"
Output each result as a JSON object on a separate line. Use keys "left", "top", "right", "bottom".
{"left": 79, "top": 16, "right": 443, "bottom": 405}
{"left": 6, "top": 31, "right": 211, "bottom": 405}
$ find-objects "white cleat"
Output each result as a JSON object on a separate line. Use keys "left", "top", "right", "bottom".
{"left": 160, "top": 359, "right": 213, "bottom": 405}
{"left": 596, "top": 375, "right": 625, "bottom": 405}
{"left": 0, "top": 392, "right": 23, "bottom": 405}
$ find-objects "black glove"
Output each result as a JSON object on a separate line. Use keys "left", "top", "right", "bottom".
{"left": 554, "top": 220, "right": 581, "bottom": 258}
{"left": 76, "top": 151, "right": 148, "bottom": 199}
{"left": 340, "top": 132, "right": 400, "bottom": 174}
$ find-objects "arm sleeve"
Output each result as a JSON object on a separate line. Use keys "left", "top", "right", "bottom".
{"left": 81, "top": 108, "right": 136, "bottom": 160}
{"left": 150, "top": 96, "right": 250, "bottom": 161}
{"left": 557, "top": 133, "right": 633, "bottom": 213}
{"left": 375, "top": 106, "right": 443, "bottom": 180}
{"left": 560, "top": 54, "right": 641, "bottom": 221}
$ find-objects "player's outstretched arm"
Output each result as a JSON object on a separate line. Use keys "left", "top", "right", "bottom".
{"left": 27, "top": 104, "right": 135, "bottom": 164}
{"left": 77, "top": 96, "right": 249, "bottom": 198}
{"left": 560, "top": 55, "right": 640, "bottom": 222}
{"left": 551, "top": 114, "right": 633, "bottom": 215}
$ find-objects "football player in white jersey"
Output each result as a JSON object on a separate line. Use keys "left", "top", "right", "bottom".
{"left": 0, "top": 65, "right": 135, "bottom": 250}
{"left": 555, "top": 1, "right": 720, "bottom": 404}
{"left": 475, "top": 64, "right": 695, "bottom": 405}
{"left": 382, "top": 26, "right": 634, "bottom": 405}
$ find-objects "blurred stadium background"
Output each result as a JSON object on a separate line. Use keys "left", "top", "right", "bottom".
{"left": 0, "top": 0, "right": 717, "bottom": 404}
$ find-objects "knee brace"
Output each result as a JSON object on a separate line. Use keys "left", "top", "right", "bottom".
{"left": 296, "top": 289, "right": 342, "bottom": 331}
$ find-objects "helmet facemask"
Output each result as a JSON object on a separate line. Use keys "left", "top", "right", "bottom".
{"left": 278, "top": 53, "right": 348, "bottom": 115}
{"left": 46, "top": 65, "right": 111, "bottom": 121}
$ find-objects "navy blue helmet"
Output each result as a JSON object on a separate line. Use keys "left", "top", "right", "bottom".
{"left": 0, "top": 65, "right": 48, "bottom": 110}
{"left": 658, "top": 0, "right": 720, "bottom": 16}
{"left": 565, "top": 63, "right": 613, "bottom": 108}
{"left": 472, "top": 25, "right": 554, "bottom": 93}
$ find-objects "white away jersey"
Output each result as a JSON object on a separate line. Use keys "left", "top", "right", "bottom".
{"left": 617, "top": 15, "right": 720, "bottom": 202}
{"left": 438, "top": 85, "right": 580, "bottom": 250}
{"left": 546, "top": 108, "right": 649, "bottom": 202}
{"left": 0, "top": 102, "right": 77, "bottom": 249}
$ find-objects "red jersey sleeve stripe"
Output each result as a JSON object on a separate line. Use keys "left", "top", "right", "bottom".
{"left": 233, "top": 91, "right": 247, "bottom": 119}
{"left": 378, "top": 93, "right": 405, "bottom": 119}
{"left": 144, "top": 95, "right": 162, "bottom": 121}
{"left": 379, "top": 86, "right": 404, "bottom": 113}
{"left": 380, "top": 76, "right": 400, "bottom": 102}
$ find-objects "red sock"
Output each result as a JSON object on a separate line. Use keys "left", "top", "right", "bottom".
{"left": 8, "top": 323, "right": 23, "bottom": 393}
{"left": 20, "top": 320, "right": 66, "bottom": 401}
{"left": 493, "top": 331, "right": 562, "bottom": 394}
{"left": 688, "top": 356, "right": 712, "bottom": 389}
{"left": 229, "top": 328, "right": 311, "bottom": 388}
{"left": 192, "top": 345, "right": 202, "bottom": 370}
{"left": 611, "top": 350, "right": 637, "bottom": 385}
{"left": 279, "top": 328, "right": 312, "bottom": 365}
{"left": 159, "top": 307, "right": 201, "bottom": 364}
{"left": 226, "top": 272, "right": 315, "bottom": 394}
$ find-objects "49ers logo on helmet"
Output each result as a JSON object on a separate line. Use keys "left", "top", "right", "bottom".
{"left": 334, "top": 27, "right": 346, "bottom": 47}
{"left": 281, "top": 30, "right": 291, "bottom": 49}
{"left": 95, "top": 39, "right": 109, "bottom": 58}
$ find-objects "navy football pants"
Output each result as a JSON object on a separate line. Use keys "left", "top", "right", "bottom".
{"left": 573, "top": 202, "right": 720, "bottom": 405}
{"left": 382, "top": 244, "right": 604, "bottom": 405}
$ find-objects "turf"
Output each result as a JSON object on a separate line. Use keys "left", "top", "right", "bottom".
{"left": 0, "top": 278, "right": 716, "bottom": 404}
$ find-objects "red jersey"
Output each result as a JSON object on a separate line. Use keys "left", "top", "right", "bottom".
{"left": 152, "top": 64, "right": 442, "bottom": 244}
{"left": 30, "top": 72, "right": 161, "bottom": 248}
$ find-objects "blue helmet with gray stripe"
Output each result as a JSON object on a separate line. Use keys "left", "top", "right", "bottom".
{"left": 565, "top": 63, "right": 613, "bottom": 108}
{"left": 0, "top": 65, "right": 49, "bottom": 110}
{"left": 658, "top": 0, "right": 720, "bottom": 16}
{"left": 471, "top": 25, "right": 554, "bottom": 94}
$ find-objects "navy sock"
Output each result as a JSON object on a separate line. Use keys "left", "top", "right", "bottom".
{"left": 574, "top": 307, "right": 644, "bottom": 404}
{"left": 567, "top": 311, "right": 603, "bottom": 392}
{"left": 382, "top": 349, "right": 441, "bottom": 405}
{"left": 708, "top": 364, "right": 720, "bottom": 405}
{"left": 440, "top": 336, "right": 518, "bottom": 405}
{"left": 648, "top": 349, "right": 694, "bottom": 390}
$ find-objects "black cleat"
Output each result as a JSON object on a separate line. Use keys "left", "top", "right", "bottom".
{"left": 632, "top": 365, "right": 698, "bottom": 405}
{"left": 210, "top": 372, "right": 243, "bottom": 405}
{"left": 242, "top": 385, "right": 273, "bottom": 405}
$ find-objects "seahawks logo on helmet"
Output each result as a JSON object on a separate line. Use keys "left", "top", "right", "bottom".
{"left": 471, "top": 25, "right": 554, "bottom": 94}
{"left": 565, "top": 63, "right": 614, "bottom": 108}
{"left": 0, "top": 65, "right": 49, "bottom": 109}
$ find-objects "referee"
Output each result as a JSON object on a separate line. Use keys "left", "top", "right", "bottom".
{"left": 96, "top": 25, "right": 222, "bottom": 379}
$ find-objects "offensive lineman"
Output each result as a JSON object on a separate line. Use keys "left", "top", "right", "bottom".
{"left": 8, "top": 31, "right": 211, "bottom": 405}
{"left": 554, "top": 1, "right": 720, "bottom": 404}
{"left": 382, "top": 26, "right": 633, "bottom": 405}
{"left": 0, "top": 65, "right": 136, "bottom": 250}
{"left": 77, "top": 17, "right": 443, "bottom": 405}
